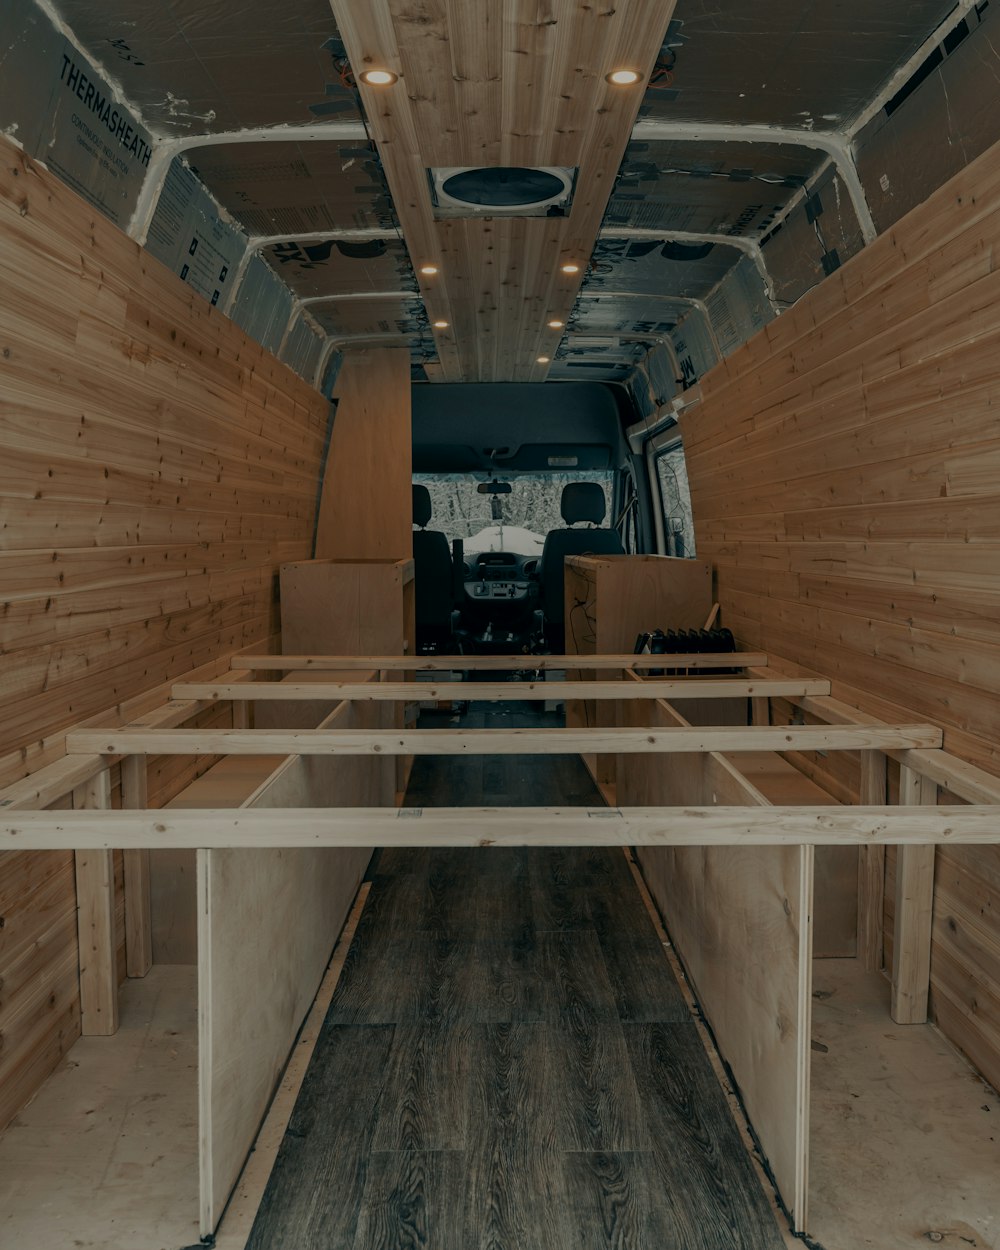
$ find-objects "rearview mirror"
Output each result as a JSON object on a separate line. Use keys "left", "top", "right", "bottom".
{"left": 477, "top": 479, "right": 512, "bottom": 495}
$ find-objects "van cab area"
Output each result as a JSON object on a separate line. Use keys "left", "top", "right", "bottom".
{"left": 2, "top": 3, "right": 1000, "bottom": 1248}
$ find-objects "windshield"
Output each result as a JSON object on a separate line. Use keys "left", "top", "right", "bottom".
{"left": 413, "top": 472, "right": 614, "bottom": 556}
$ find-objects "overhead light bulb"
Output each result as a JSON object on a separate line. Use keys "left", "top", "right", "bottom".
{"left": 560, "top": 263, "right": 580, "bottom": 274}
{"left": 548, "top": 319, "right": 564, "bottom": 328}
{"left": 433, "top": 319, "right": 449, "bottom": 328}
{"left": 606, "top": 68, "right": 641, "bottom": 85}
{"left": 420, "top": 264, "right": 438, "bottom": 275}
{"left": 360, "top": 69, "right": 398, "bottom": 86}
{"left": 537, "top": 355, "right": 550, "bottom": 364}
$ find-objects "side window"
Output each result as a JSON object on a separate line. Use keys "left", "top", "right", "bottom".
{"left": 654, "top": 443, "right": 696, "bottom": 557}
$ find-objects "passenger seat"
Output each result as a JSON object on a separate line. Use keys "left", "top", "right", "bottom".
{"left": 538, "top": 482, "right": 624, "bottom": 652}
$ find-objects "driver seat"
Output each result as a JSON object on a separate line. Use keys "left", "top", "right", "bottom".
{"left": 412, "top": 484, "right": 455, "bottom": 652}
{"left": 539, "top": 482, "right": 624, "bottom": 652}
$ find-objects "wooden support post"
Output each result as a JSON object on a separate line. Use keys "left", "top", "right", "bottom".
{"left": 858, "top": 750, "right": 887, "bottom": 972}
{"left": 231, "top": 700, "right": 250, "bottom": 730}
{"left": 891, "top": 765, "right": 938, "bottom": 1024}
{"left": 751, "top": 696, "right": 770, "bottom": 726}
{"left": 72, "top": 769, "right": 119, "bottom": 1035}
{"left": 121, "top": 755, "right": 153, "bottom": 978}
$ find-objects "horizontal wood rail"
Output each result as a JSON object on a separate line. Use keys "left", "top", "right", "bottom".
{"left": 1, "top": 805, "right": 998, "bottom": 851}
{"left": 237, "top": 652, "right": 770, "bottom": 671}
{"left": 66, "top": 724, "right": 943, "bottom": 757}
{"left": 172, "top": 678, "right": 832, "bottom": 703}
{"left": 757, "top": 678, "right": 1000, "bottom": 807}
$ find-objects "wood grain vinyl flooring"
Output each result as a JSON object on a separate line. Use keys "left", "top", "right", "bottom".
{"left": 246, "top": 702, "right": 785, "bottom": 1249}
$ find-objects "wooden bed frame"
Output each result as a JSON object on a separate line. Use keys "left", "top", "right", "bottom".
{"left": 2, "top": 648, "right": 998, "bottom": 1237}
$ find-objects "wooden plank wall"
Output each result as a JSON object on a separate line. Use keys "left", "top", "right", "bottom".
{"left": 679, "top": 135, "right": 1000, "bottom": 1090}
{"left": 0, "top": 135, "right": 330, "bottom": 1129}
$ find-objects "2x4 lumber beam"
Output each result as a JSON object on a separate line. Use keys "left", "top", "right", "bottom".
{"left": 2, "top": 805, "right": 999, "bottom": 851}
{"left": 765, "top": 681, "right": 1000, "bottom": 807}
{"left": 857, "top": 751, "right": 888, "bottom": 973}
{"left": 892, "top": 767, "right": 939, "bottom": 1025}
{"left": 172, "top": 678, "right": 832, "bottom": 703}
{"left": 65, "top": 724, "right": 944, "bottom": 758}
{"left": 237, "top": 652, "right": 770, "bottom": 671}
{"left": 72, "top": 769, "right": 118, "bottom": 1036}
{"left": 120, "top": 755, "right": 152, "bottom": 979}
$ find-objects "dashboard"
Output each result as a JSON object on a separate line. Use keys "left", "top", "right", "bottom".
{"left": 463, "top": 551, "right": 539, "bottom": 601}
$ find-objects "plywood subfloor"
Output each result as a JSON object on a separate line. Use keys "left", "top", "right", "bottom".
{"left": 810, "top": 959, "right": 1000, "bottom": 1249}
{"left": 0, "top": 965, "right": 199, "bottom": 1250}
{"left": 246, "top": 701, "right": 786, "bottom": 1250}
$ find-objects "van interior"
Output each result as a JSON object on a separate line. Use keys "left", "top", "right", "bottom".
{"left": 2, "top": 2, "right": 1000, "bottom": 1249}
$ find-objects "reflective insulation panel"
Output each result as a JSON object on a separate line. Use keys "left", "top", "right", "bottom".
{"left": 854, "top": 5, "right": 1000, "bottom": 233}
{"left": 264, "top": 237, "right": 415, "bottom": 302}
{"left": 186, "top": 141, "right": 394, "bottom": 238}
{"left": 229, "top": 254, "right": 295, "bottom": 355}
{"left": 308, "top": 295, "right": 426, "bottom": 342}
{"left": 762, "top": 165, "right": 866, "bottom": 309}
{"left": 586, "top": 236, "right": 744, "bottom": 302}
{"left": 282, "top": 316, "right": 326, "bottom": 383}
{"left": 642, "top": 0, "right": 957, "bottom": 128}
{"left": 705, "top": 255, "right": 775, "bottom": 357}
{"left": 50, "top": 0, "right": 361, "bottom": 136}
{"left": 607, "top": 138, "right": 823, "bottom": 237}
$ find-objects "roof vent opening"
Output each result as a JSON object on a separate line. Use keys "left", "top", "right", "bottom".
{"left": 429, "top": 166, "right": 577, "bottom": 217}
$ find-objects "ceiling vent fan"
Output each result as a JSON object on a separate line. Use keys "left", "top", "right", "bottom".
{"left": 428, "top": 166, "right": 577, "bottom": 217}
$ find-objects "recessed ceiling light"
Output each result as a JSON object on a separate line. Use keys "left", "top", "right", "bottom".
{"left": 360, "top": 69, "right": 398, "bottom": 86}
{"left": 420, "top": 265, "right": 438, "bottom": 275}
{"left": 537, "top": 355, "right": 550, "bottom": 364}
{"left": 606, "top": 68, "right": 642, "bottom": 86}
{"left": 560, "top": 263, "right": 580, "bottom": 274}
{"left": 548, "top": 319, "right": 564, "bottom": 328}
{"left": 433, "top": 319, "right": 449, "bottom": 328}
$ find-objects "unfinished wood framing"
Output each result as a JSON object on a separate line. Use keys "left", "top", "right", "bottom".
{"left": 72, "top": 770, "right": 117, "bottom": 1037}
{"left": 892, "top": 766, "right": 939, "bottom": 1024}
{"left": 171, "top": 677, "right": 832, "bottom": 703}
{"left": 120, "top": 754, "right": 152, "bottom": 979}
{"left": 64, "top": 723, "right": 944, "bottom": 758}
{"left": 857, "top": 751, "right": 888, "bottom": 972}
{"left": 238, "top": 651, "right": 770, "bottom": 671}
{"left": 4, "top": 804, "right": 1000, "bottom": 851}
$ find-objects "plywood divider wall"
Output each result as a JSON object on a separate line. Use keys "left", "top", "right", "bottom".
{"left": 314, "top": 349, "right": 412, "bottom": 560}
{"left": 197, "top": 697, "right": 381, "bottom": 1235}
{"left": 0, "top": 135, "right": 329, "bottom": 1127}
{"left": 679, "top": 135, "right": 1000, "bottom": 1089}
{"left": 618, "top": 692, "right": 813, "bottom": 1229}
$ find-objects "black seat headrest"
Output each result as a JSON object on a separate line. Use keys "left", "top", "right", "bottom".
{"left": 412, "top": 483, "right": 432, "bottom": 528}
{"left": 561, "top": 481, "right": 606, "bottom": 525}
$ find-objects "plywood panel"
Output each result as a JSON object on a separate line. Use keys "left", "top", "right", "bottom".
{"left": 0, "top": 133, "right": 327, "bottom": 1127}
{"left": 681, "top": 135, "right": 1000, "bottom": 1088}
{"left": 620, "top": 695, "right": 812, "bottom": 1229}
{"left": 197, "top": 699, "right": 382, "bottom": 1234}
{"left": 314, "top": 349, "right": 411, "bottom": 561}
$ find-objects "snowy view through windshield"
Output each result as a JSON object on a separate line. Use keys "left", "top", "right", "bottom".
{"left": 414, "top": 473, "right": 614, "bottom": 555}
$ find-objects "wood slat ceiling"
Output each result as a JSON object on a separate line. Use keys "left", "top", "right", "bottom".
{"left": 331, "top": 0, "right": 676, "bottom": 383}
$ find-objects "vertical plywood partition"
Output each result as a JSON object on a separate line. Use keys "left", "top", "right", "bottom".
{"left": 197, "top": 697, "right": 382, "bottom": 1236}
{"left": 620, "top": 695, "right": 814, "bottom": 1230}
{"left": 315, "top": 348, "right": 412, "bottom": 561}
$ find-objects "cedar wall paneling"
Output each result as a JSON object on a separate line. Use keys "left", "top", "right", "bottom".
{"left": 680, "top": 136, "right": 1000, "bottom": 1090}
{"left": 0, "top": 135, "right": 330, "bottom": 1129}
